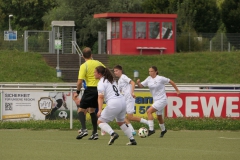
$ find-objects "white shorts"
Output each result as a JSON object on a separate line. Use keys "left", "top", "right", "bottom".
{"left": 99, "top": 97, "right": 126, "bottom": 123}
{"left": 126, "top": 99, "right": 135, "bottom": 114}
{"left": 152, "top": 99, "right": 167, "bottom": 115}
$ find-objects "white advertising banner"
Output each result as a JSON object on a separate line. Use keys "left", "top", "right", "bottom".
{"left": 2, "top": 91, "right": 78, "bottom": 121}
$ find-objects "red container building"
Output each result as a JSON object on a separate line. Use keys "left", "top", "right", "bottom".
{"left": 94, "top": 13, "right": 177, "bottom": 55}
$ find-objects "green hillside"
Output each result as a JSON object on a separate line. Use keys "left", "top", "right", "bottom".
{"left": 0, "top": 50, "right": 239, "bottom": 83}
{"left": 0, "top": 50, "right": 63, "bottom": 82}
{"left": 108, "top": 52, "right": 240, "bottom": 83}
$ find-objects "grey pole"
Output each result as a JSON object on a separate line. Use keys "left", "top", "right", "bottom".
{"left": 24, "top": 31, "right": 28, "bottom": 52}
{"left": 9, "top": 14, "right": 13, "bottom": 31}
{"left": 70, "top": 88, "right": 73, "bottom": 129}
{"left": 98, "top": 31, "right": 101, "bottom": 54}
{"left": 210, "top": 40, "right": 212, "bottom": 52}
{"left": 188, "top": 32, "right": 190, "bottom": 52}
{"left": 221, "top": 33, "right": 223, "bottom": 52}
{"left": 56, "top": 27, "right": 60, "bottom": 71}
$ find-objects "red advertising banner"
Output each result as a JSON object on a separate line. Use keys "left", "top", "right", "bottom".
{"left": 166, "top": 92, "right": 240, "bottom": 118}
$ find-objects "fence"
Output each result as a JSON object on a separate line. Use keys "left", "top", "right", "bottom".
{"left": 24, "top": 30, "right": 50, "bottom": 53}
{"left": 1, "top": 31, "right": 240, "bottom": 53}
{"left": 0, "top": 30, "right": 24, "bottom": 51}
{"left": 0, "top": 30, "right": 76, "bottom": 53}
{"left": 177, "top": 33, "right": 240, "bottom": 52}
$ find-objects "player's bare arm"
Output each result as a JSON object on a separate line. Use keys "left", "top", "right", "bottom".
{"left": 136, "top": 79, "right": 143, "bottom": 88}
{"left": 97, "top": 94, "right": 104, "bottom": 117}
{"left": 169, "top": 80, "right": 180, "bottom": 96}
{"left": 130, "top": 80, "right": 136, "bottom": 98}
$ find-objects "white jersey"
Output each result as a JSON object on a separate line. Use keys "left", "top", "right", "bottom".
{"left": 97, "top": 77, "right": 123, "bottom": 104}
{"left": 118, "top": 74, "right": 134, "bottom": 101}
{"left": 141, "top": 75, "right": 170, "bottom": 101}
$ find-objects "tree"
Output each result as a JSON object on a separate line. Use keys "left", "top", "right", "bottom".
{"left": 42, "top": 0, "right": 110, "bottom": 47}
{"left": 176, "top": 0, "right": 196, "bottom": 33}
{"left": 43, "top": 0, "right": 145, "bottom": 48}
{"left": 142, "top": 0, "right": 170, "bottom": 13}
{"left": 192, "top": 0, "right": 220, "bottom": 35}
{"left": 221, "top": 0, "right": 240, "bottom": 49}
{"left": 0, "top": 0, "right": 57, "bottom": 30}
{"left": 108, "top": 0, "right": 144, "bottom": 13}
{"left": 221, "top": 0, "right": 240, "bottom": 33}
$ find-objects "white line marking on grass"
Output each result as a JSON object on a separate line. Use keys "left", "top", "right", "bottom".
{"left": 219, "top": 137, "right": 240, "bottom": 140}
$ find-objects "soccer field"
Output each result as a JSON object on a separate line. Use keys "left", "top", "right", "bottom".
{"left": 0, "top": 130, "right": 239, "bottom": 160}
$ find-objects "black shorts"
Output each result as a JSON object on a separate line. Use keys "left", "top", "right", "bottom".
{"left": 79, "top": 87, "right": 98, "bottom": 109}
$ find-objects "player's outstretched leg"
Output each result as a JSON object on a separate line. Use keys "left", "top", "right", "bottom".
{"left": 127, "top": 113, "right": 148, "bottom": 126}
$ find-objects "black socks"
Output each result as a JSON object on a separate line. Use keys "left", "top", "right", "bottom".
{"left": 78, "top": 112, "right": 86, "bottom": 129}
{"left": 90, "top": 112, "right": 98, "bottom": 134}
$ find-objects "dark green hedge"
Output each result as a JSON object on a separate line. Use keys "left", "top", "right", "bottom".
{"left": 1, "top": 117, "right": 239, "bottom": 130}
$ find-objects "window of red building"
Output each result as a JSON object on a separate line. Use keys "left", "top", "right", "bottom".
{"left": 135, "top": 22, "right": 146, "bottom": 39}
{"left": 162, "top": 22, "right": 173, "bottom": 39}
{"left": 122, "top": 21, "right": 133, "bottom": 39}
{"left": 111, "top": 20, "right": 120, "bottom": 39}
{"left": 149, "top": 22, "right": 160, "bottom": 39}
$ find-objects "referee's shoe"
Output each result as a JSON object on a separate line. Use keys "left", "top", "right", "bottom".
{"left": 88, "top": 133, "right": 99, "bottom": 140}
{"left": 76, "top": 129, "right": 88, "bottom": 139}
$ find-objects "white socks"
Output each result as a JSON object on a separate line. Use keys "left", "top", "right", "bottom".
{"left": 148, "top": 120, "right": 154, "bottom": 130}
{"left": 120, "top": 124, "right": 134, "bottom": 140}
{"left": 159, "top": 123, "right": 165, "bottom": 131}
{"left": 140, "top": 118, "right": 149, "bottom": 125}
{"left": 128, "top": 123, "right": 135, "bottom": 132}
{"left": 98, "top": 123, "right": 114, "bottom": 136}
{"left": 101, "top": 128, "right": 106, "bottom": 135}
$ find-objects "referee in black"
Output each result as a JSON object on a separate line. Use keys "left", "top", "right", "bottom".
{"left": 76, "top": 47, "right": 105, "bottom": 140}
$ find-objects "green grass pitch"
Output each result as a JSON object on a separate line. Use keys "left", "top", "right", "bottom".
{"left": 0, "top": 130, "right": 239, "bottom": 160}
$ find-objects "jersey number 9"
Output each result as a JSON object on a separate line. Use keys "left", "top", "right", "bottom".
{"left": 112, "top": 85, "right": 120, "bottom": 96}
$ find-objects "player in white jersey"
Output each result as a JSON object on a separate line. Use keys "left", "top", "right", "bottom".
{"left": 113, "top": 65, "right": 148, "bottom": 135}
{"left": 94, "top": 66, "right": 137, "bottom": 145}
{"left": 137, "top": 66, "right": 180, "bottom": 137}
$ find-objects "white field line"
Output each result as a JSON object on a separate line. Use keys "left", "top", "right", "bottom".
{"left": 219, "top": 137, "right": 240, "bottom": 140}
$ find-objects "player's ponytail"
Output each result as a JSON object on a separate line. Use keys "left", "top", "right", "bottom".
{"left": 95, "top": 66, "right": 114, "bottom": 83}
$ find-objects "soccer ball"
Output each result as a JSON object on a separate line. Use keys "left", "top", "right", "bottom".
{"left": 58, "top": 111, "right": 67, "bottom": 119}
{"left": 138, "top": 127, "right": 148, "bottom": 138}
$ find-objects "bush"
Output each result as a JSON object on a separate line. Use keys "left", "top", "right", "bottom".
{"left": 1, "top": 117, "right": 239, "bottom": 130}
{"left": 92, "top": 41, "right": 98, "bottom": 54}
